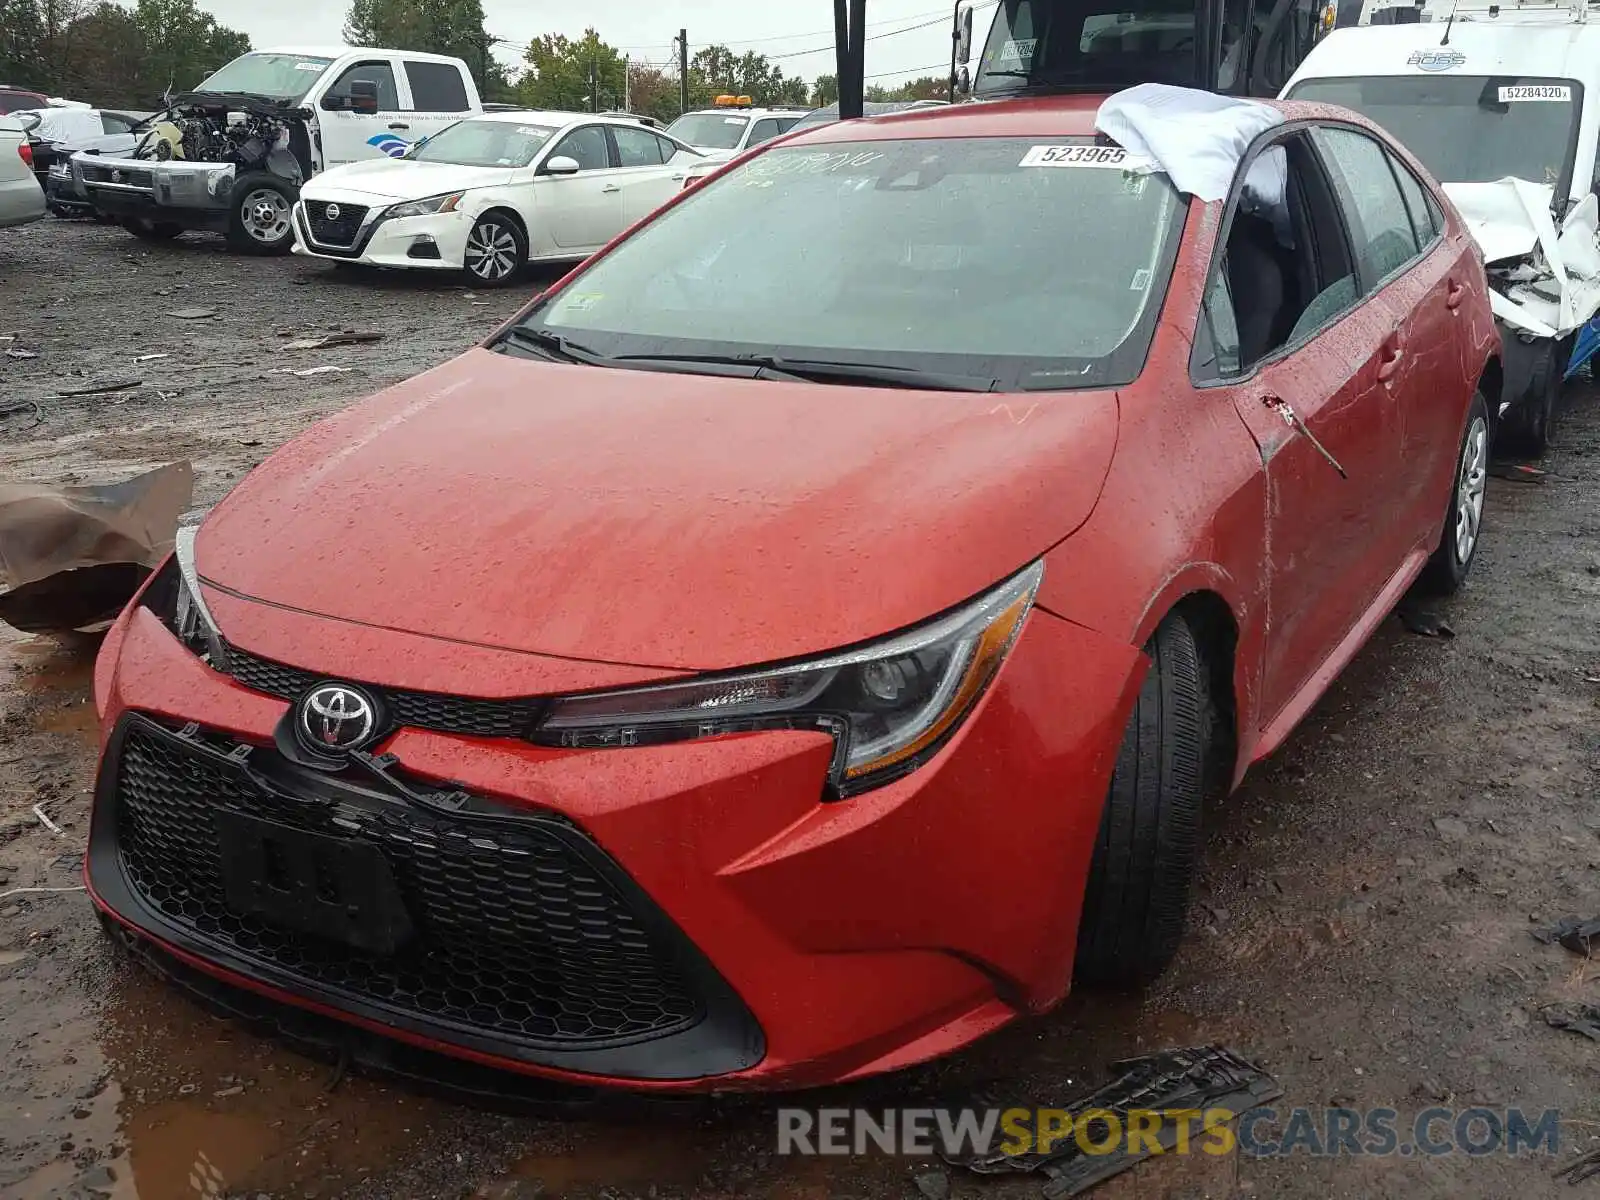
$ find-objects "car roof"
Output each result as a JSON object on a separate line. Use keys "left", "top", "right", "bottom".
{"left": 462, "top": 109, "right": 680, "bottom": 130}
{"left": 1285, "top": 21, "right": 1600, "bottom": 87}
{"left": 675, "top": 108, "right": 806, "bottom": 118}
{"left": 258, "top": 45, "right": 467, "bottom": 65}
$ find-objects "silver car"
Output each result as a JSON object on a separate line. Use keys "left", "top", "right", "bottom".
{"left": 0, "top": 115, "right": 45, "bottom": 228}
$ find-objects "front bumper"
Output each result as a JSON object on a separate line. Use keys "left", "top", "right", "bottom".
{"left": 74, "top": 154, "right": 234, "bottom": 228}
{"left": 291, "top": 199, "right": 470, "bottom": 271}
{"left": 89, "top": 594, "right": 1144, "bottom": 1091}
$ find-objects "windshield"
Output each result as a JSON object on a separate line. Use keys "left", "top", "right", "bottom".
{"left": 409, "top": 119, "right": 557, "bottom": 167}
{"left": 194, "top": 53, "right": 334, "bottom": 101}
{"left": 666, "top": 113, "right": 750, "bottom": 149}
{"left": 975, "top": 0, "right": 1204, "bottom": 95}
{"left": 517, "top": 137, "right": 1184, "bottom": 391}
{"left": 1287, "top": 75, "right": 1582, "bottom": 192}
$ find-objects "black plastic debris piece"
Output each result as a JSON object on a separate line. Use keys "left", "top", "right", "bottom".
{"left": 1542, "top": 1003, "right": 1600, "bottom": 1043}
{"left": 943, "top": 1046, "right": 1281, "bottom": 1198}
{"left": 1555, "top": 1146, "right": 1600, "bottom": 1185}
{"left": 1489, "top": 463, "right": 1548, "bottom": 483}
{"left": 1533, "top": 916, "right": 1600, "bottom": 956}
{"left": 1398, "top": 605, "right": 1455, "bottom": 638}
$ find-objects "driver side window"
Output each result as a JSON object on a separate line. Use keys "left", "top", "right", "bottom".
{"left": 1195, "top": 129, "right": 1363, "bottom": 380}
{"left": 546, "top": 126, "right": 612, "bottom": 173}
{"left": 326, "top": 61, "right": 399, "bottom": 111}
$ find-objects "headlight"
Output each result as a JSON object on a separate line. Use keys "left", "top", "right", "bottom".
{"left": 386, "top": 192, "right": 465, "bottom": 219}
{"left": 140, "top": 526, "right": 229, "bottom": 669}
{"left": 530, "top": 562, "right": 1043, "bottom": 797}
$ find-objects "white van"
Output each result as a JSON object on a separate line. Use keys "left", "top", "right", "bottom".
{"left": 75, "top": 46, "right": 482, "bottom": 254}
{"left": 1282, "top": 3, "right": 1600, "bottom": 453}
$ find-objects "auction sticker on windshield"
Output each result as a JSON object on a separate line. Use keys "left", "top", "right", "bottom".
{"left": 1498, "top": 85, "right": 1571, "bottom": 102}
{"left": 999, "top": 38, "right": 1038, "bottom": 63}
{"left": 1020, "top": 145, "right": 1154, "bottom": 170}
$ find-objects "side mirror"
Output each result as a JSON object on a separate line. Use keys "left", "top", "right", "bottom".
{"left": 544, "top": 155, "right": 581, "bottom": 176}
{"left": 955, "top": 66, "right": 972, "bottom": 96}
{"left": 349, "top": 80, "right": 380, "bottom": 115}
{"left": 954, "top": 3, "right": 976, "bottom": 65}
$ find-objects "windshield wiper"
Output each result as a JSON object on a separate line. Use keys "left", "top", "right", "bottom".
{"left": 499, "top": 327, "right": 614, "bottom": 365}
{"left": 612, "top": 352, "right": 998, "bottom": 391}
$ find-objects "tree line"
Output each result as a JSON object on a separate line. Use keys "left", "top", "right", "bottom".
{"left": 1, "top": 0, "right": 949, "bottom": 118}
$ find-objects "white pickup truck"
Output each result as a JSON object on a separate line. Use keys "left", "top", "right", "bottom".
{"left": 76, "top": 46, "right": 482, "bottom": 254}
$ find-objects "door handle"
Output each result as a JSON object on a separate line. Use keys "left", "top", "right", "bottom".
{"left": 388, "top": 122, "right": 410, "bottom": 131}
{"left": 1377, "top": 341, "right": 1405, "bottom": 383}
{"left": 1445, "top": 278, "right": 1466, "bottom": 310}
{"left": 601, "top": 183, "right": 621, "bottom": 194}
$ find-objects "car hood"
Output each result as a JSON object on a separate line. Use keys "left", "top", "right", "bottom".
{"left": 54, "top": 131, "right": 137, "bottom": 156}
{"left": 197, "top": 349, "right": 1120, "bottom": 671}
{"left": 304, "top": 158, "right": 513, "bottom": 201}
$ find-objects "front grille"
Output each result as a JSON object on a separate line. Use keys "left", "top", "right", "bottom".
{"left": 304, "top": 202, "right": 369, "bottom": 248}
{"left": 82, "top": 164, "right": 153, "bottom": 188}
{"left": 112, "top": 723, "right": 706, "bottom": 1047}
{"left": 224, "top": 645, "right": 544, "bottom": 739}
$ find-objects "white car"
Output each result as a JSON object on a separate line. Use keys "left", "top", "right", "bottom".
{"left": 663, "top": 104, "right": 809, "bottom": 163}
{"left": 0, "top": 115, "right": 45, "bottom": 229}
{"left": 293, "top": 110, "right": 704, "bottom": 284}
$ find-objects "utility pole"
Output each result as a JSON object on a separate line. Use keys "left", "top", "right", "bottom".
{"left": 624, "top": 53, "right": 631, "bottom": 111}
{"left": 589, "top": 56, "right": 598, "bottom": 111}
{"left": 677, "top": 29, "right": 689, "bottom": 114}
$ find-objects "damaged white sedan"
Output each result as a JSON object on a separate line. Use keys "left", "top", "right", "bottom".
{"left": 1285, "top": 4, "right": 1600, "bottom": 454}
{"left": 292, "top": 110, "right": 704, "bottom": 286}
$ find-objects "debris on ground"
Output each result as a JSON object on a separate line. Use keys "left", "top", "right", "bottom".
{"left": 1533, "top": 916, "right": 1600, "bottom": 955}
{"left": 5, "top": 348, "right": 38, "bottom": 359}
{"left": 1490, "top": 463, "right": 1549, "bottom": 483}
{"left": 943, "top": 1046, "right": 1281, "bottom": 1198}
{"left": 1541, "top": 1003, "right": 1600, "bottom": 1042}
{"left": 132, "top": 353, "right": 169, "bottom": 363}
{"left": 0, "top": 460, "right": 193, "bottom": 633}
{"left": 1556, "top": 1147, "right": 1600, "bottom": 1185}
{"left": 269, "top": 365, "right": 353, "bottom": 377}
{"left": 57, "top": 378, "right": 141, "bottom": 397}
{"left": 166, "top": 307, "right": 218, "bottom": 320}
{"left": 280, "top": 331, "right": 385, "bottom": 351}
{"left": 1398, "top": 606, "right": 1455, "bottom": 638}
{"left": 32, "top": 804, "right": 64, "bottom": 836}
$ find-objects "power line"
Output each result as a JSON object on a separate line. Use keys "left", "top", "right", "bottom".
{"left": 865, "top": 60, "right": 952, "bottom": 79}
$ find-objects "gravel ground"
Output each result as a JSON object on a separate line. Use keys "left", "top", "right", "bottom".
{"left": 2, "top": 218, "right": 1599, "bottom": 1200}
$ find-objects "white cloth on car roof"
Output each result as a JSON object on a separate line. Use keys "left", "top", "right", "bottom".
{"left": 1094, "top": 84, "right": 1288, "bottom": 231}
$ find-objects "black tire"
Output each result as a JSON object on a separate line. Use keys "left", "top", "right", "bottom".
{"left": 226, "top": 174, "right": 296, "bottom": 255}
{"left": 1497, "top": 341, "right": 1562, "bottom": 458}
{"left": 462, "top": 211, "right": 527, "bottom": 288}
{"left": 122, "top": 217, "right": 184, "bottom": 241}
{"left": 1075, "top": 614, "right": 1208, "bottom": 987}
{"left": 1419, "top": 388, "right": 1490, "bottom": 596}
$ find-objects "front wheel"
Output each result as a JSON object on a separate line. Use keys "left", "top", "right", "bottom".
{"left": 1419, "top": 389, "right": 1490, "bottom": 596}
{"left": 462, "top": 212, "right": 526, "bottom": 288}
{"left": 226, "top": 175, "right": 296, "bottom": 255}
{"left": 1075, "top": 614, "right": 1208, "bottom": 988}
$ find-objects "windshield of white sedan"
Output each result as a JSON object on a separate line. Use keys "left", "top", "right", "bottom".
{"left": 195, "top": 53, "right": 333, "bottom": 101}
{"left": 666, "top": 113, "right": 749, "bottom": 149}
{"left": 1287, "top": 75, "right": 1582, "bottom": 191}
{"left": 410, "top": 119, "right": 557, "bottom": 167}
{"left": 518, "top": 137, "right": 1182, "bottom": 391}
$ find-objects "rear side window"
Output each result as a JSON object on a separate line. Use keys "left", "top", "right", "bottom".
{"left": 328, "top": 61, "right": 399, "bottom": 112}
{"left": 1311, "top": 126, "right": 1421, "bottom": 287}
{"left": 405, "top": 61, "right": 470, "bottom": 112}
{"left": 748, "top": 118, "right": 785, "bottom": 147}
{"left": 1387, "top": 151, "right": 1439, "bottom": 248}
{"left": 612, "top": 125, "right": 664, "bottom": 167}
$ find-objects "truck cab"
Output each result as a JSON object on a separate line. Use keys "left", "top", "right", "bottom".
{"left": 75, "top": 46, "right": 481, "bottom": 254}
{"left": 956, "top": 0, "right": 1326, "bottom": 99}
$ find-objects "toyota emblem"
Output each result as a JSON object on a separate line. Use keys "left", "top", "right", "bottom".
{"left": 325, "top": 203, "right": 342, "bottom": 221}
{"left": 297, "top": 683, "right": 378, "bottom": 753}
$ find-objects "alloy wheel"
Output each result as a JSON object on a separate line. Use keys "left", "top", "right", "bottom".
{"left": 1455, "top": 415, "right": 1488, "bottom": 564}
{"left": 465, "top": 220, "right": 518, "bottom": 281}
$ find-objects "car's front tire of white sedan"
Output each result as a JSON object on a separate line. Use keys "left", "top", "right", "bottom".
{"left": 462, "top": 212, "right": 526, "bottom": 288}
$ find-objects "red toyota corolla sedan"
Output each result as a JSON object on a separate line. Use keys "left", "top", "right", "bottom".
{"left": 88, "top": 94, "right": 1499, "bottom": 1092}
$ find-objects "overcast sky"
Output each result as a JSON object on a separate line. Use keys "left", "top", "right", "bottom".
{"left": 204, "top": 0, "right": 998, "bottom": 88}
